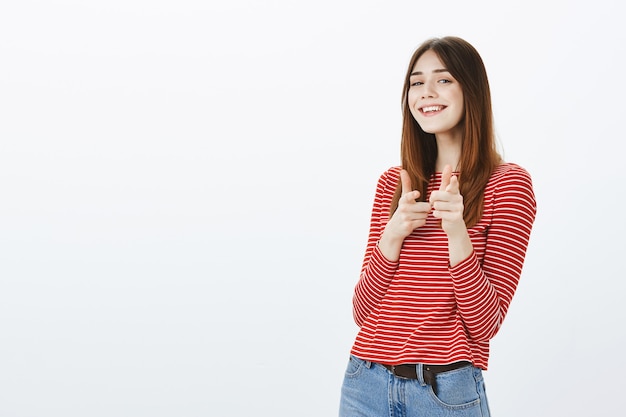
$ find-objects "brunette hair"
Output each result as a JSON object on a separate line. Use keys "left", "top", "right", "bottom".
{"left": 390, "top": 36, "right": 502, "bottom": 227}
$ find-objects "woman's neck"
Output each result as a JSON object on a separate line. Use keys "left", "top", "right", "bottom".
{"left": 434, "top": 126, "right": 463, "bottom": 172}
{"left": 435, "top": 134, "right": 462, "bottom": 172}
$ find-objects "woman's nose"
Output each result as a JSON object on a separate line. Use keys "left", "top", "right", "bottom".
{"left": 421, "top": 82, "right": 437, "bottom": 99}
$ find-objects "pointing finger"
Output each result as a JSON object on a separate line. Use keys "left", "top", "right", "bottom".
{"left": 400, "top": 169, "right": 420, "bottom": 203}
{"left": 439, "top": 165, "right": 452, "bottom": 191}
{"left": 400, "top": 169, "right": 413, "bottom": 196}
{"left": 446, "top": 174, "right": 460, "bottom": 194}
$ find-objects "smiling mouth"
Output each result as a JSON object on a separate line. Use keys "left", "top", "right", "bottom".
{"left": 420, "top": 105, "right": 445, "bottom": 114}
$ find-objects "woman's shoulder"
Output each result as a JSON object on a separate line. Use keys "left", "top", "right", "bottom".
{"left": 371, "top": 166, "right": 402, "bottom": 195}
{"left": 385, "top": 165, "right": 402, "bottom": 176}
{"left": 490, "top": 162, "right": 533, "bottom": 183}
{"left": 378, "top": 166, "right": 402, "bottom": 184}
{"left": 487, "top": 162, "right": 535, "bottom": 196}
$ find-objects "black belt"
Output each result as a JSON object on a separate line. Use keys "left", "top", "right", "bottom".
{"left": 381, "top": 361, "right": 471, "bottom": 394}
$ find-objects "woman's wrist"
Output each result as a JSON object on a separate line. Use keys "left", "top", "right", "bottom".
{"left": 447, "top": 227, "right": 473, "bottom": 267}
{"left": 378, "top": 229, "right": 405, "bottom": 262}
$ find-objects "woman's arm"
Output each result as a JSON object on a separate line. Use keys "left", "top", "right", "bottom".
{"left": 352, "top": 169, "right": 398, "bottom": 327}
{"left": 352, "top": 168, "right": 433, "bottom": 326}
{"left": 431, "top": 165, "right": 537, "bottom": 341}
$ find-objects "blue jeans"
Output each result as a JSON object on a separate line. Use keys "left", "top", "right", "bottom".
{"left": 339, "top": 355, "right": 491, "bottom": 417}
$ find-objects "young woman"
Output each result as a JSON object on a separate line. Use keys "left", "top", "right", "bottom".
{"left": 338, "top": 37, "right": 537, "bottom": 417}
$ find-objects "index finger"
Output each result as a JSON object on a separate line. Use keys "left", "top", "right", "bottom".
{"left": 400, "top": 169, "right": 413, "bottom": 195}
{"left": 446, "top": 174, "right": 460, "bottom": 194}
{"left": 439, "top": 164, "right": 452, "bottom": 191}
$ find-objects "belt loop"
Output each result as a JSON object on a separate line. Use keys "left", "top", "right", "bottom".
{"left": 416, "top": 363, "right": 426, "bottom": 386}
{"left": 364, "top": 360, "right": 372, "bottom": 369}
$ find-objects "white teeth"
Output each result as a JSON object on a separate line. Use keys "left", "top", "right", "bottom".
{"left": 422, "top": 105, "right": 442, "bottom": 113}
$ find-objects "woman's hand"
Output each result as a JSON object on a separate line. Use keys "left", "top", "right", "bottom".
{"left": 387, "top": 169, "right": 432, "bottom": 238}
{"left": 429, "top": 165, "right": 466, "bottom": 236}
{"left": 429, "top": 165, "right": 473, "bottom": 266}
{"left": 378, "top": 170, "right": 431, "bottom": 261}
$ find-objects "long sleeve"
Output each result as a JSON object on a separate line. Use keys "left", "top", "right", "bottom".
{"left": 352, "top": 168, "right": 401, "bottom": 327}
{"left": 450, "top": 165, "right": 537, "bottom": 341}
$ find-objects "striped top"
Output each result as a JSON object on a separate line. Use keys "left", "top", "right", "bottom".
{"left": 350, "top": 163, "right": 537, "bottom": 370}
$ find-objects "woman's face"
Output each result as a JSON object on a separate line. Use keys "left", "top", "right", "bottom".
{"left": 407, "top": 50, "right": 464, "bottom": 139}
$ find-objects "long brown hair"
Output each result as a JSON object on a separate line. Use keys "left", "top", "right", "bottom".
{"left": 390, "top": 36, "right": 502, "bottom": 228}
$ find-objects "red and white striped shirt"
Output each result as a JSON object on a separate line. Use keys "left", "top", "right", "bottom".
{"left": 350, "top": 163, "right": 537, "bottom": 370}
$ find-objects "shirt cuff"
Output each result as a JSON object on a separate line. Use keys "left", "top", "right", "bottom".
{"left": 369, "top": 244, "right": 400, "bottom": 277}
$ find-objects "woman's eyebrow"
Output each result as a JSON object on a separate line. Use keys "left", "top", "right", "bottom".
{"left": 410, "top": 68, "right": 449, "bottom": 76}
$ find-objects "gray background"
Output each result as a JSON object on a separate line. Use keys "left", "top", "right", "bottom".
{"left": 1, "top": 0, "right": 624, "bottom": 416}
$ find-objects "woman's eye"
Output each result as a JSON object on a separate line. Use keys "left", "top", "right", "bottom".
{"left": 411, "top": 81, "right": 423, "bottom": 86}
{"left": 438, "top": 79, "right": 451, "bottom": 84}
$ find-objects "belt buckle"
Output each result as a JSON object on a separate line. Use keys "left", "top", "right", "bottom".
{"left": 390, "top": 365, "right": 409, "bottom": 380}
{"left": 423, "top": 368, "right": 437, "bottom": 394}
